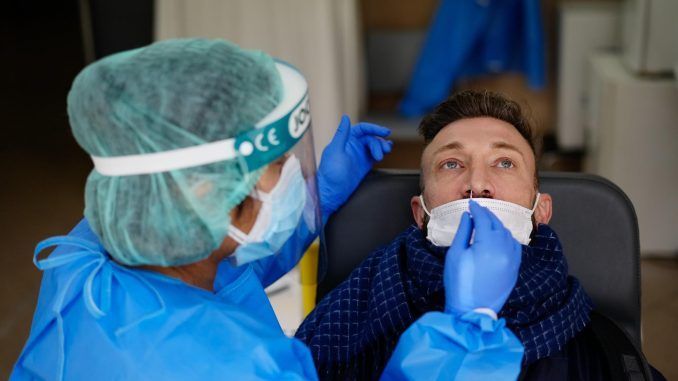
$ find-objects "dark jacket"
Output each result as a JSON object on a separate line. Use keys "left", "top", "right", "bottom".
{"left": 519, "top": 310, "right": 665, "bottom": 381}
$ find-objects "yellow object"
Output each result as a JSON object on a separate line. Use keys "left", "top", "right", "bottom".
{"left": 299, "top": 239, "right": 319, "bottom": 317}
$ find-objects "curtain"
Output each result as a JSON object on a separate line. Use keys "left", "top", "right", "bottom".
{"left": 155, "top": 0, "right": 366, "bottom": 161}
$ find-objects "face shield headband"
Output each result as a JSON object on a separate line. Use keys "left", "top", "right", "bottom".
{"left": 89, "top": 60, "right": 311, "bottom": 176}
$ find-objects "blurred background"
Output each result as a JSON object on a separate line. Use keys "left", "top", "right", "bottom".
{"left": 1, "top": 0, "right": 676, "bottom": 378}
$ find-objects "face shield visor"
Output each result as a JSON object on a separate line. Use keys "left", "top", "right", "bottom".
{"left": 89, "top": 61, "right": 321, "bottom": 267}
{"left": 225, "top": 61, "right": 320, "bottom": 266}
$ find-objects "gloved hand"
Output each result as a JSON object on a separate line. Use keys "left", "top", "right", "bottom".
{"left": 317, "top": 115, "right": 392, "bottom": 219}
{"left": 444, "top": 200, "right": 522, "bottom": 316}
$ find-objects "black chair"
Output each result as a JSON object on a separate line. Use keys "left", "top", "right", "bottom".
{"left": 317, "top": 169, "right": 643, "bottom": 349}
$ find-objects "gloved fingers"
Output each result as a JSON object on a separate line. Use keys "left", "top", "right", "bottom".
{"left": 469, "top": 200, "right": 493, "bottom": 237}
{"left": 368, "top": 138, "right": 384, "bottom": 161}
{"left": 379, "top": 139, "right": 393, "bottom": 154}
{"left": 511, "top": 239, "right": 523, "bottom": 262}
{"left": 450, "top": 211, "right": 473, "bottom": 253}
{"left": 351, "top": 122, "right": 391, "bottom": 139}
{"left": 331, "top": 114, "right": 352, "bottom": 148}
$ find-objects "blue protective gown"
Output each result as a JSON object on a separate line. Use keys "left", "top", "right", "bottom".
{"left": 12, "top": 219, "right": 523, "bottom": 380}
{"left": 400, "top": 0, "right": 545, "bottom": 117}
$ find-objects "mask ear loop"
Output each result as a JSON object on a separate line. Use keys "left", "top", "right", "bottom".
{"left": 418, "top": 195, "right": 432, "bottom": 217}
{"left": 225, "top": 152, "right": 257, "bottom": 246}
{"left": 531, "top": 193, "right": 541, "bottom": 213}
{"left": 227, "top": 226, "right": 248, "bottom": 245}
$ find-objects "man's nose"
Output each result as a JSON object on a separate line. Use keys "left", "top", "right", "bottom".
{"left": 463, "top": 167, "right": 494, "bottom": 198}
{"left": 463, "top": 188, "right": 492, "bottom": 198}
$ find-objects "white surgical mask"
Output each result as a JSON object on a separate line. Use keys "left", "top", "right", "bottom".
{"left": 420, "top": 193, "right": 540, "bottom": 246}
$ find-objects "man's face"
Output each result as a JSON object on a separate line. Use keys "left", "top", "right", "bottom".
{"left": 411, "top": 117, "right": 552, "bottom": 229}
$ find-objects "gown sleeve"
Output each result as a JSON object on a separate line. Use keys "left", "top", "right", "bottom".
{"left": 380, "top": 311, "right": 524, "bottom": 381}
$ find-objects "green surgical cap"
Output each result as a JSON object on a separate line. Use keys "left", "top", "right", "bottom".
{"left": 68, "top": 38, "right": 283, "bottom": 266}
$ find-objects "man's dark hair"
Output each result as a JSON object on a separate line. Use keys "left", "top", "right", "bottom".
{"left": 418, "top": 90, "right": 540, "bottom": 189}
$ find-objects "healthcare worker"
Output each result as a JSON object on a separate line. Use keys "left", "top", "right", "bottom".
{"left": 12, "top": 39, "right": 524, "bottom": 380}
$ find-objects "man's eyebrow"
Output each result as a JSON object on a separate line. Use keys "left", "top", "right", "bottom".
{"left": 433, "top": 141, "right": 464, "bottom": 156}
{"left": 491, "top": 141, "right": 525, "bottom": 158}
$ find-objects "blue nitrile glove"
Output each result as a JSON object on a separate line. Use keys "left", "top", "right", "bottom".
{"left": 317, "top": 115, "right": 392, "bottom": 220}
{"left": 444, "top": 200, "right": 522, "bottom": 315}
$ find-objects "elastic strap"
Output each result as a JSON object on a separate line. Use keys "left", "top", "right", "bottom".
{"left": 419, "top": 195, "right": 432, "bottom": 216}
{"left": 530, "top": 193, "right": 541, "bottom": 213}
{"left": 228, "top": 225, "right": 248, "bottom": 245}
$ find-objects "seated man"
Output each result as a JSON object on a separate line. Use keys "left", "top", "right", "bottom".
{"left": 296, "top": 90, "right": 665, "bottom": 380}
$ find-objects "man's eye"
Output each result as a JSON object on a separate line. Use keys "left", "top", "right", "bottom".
{"left": 497, "top": 159, "right": 514, "bottom": 169}
{"left": 443, "top": 161, "right": 460, "bottom": 170}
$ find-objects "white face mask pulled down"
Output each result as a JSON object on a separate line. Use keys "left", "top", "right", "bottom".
{"left": 420, "top": 192, "right": 540, "bottom": 247}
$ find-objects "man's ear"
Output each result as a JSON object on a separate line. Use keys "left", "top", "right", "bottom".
{"left": 534, "top": 192, "right": 552, "bottom": 225}
{"left": 411, "top": 195, "right": 426, "bottom": 229}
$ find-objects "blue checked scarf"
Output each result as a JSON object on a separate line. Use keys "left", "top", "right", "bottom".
{"left": 296, "top": 224, "right": 593, "bottom": 380}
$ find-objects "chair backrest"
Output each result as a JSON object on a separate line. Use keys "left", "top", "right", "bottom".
{"left": 318, "top": 170, "right": 642, "bottom": 347}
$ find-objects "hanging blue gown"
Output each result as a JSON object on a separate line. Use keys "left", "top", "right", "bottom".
{"left": 400, "top": 0, "right": 545, "bottom": 117}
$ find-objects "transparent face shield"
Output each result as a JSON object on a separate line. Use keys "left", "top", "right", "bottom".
{"left": 219, "top": 61, "right": 320, "bottom": 266}
{"left": 248, "top": 131, "right": 319, "bottom": 242}
{"left": 226, "top": 127, "right": 321, "bottom": 266}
